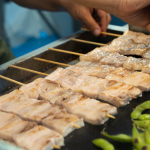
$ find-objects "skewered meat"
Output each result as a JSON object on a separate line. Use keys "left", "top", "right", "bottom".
{"left": 42, "top": 112, "right": 84, "bottom": 136}
{"left": 100, "top": 53, "right": 127, "bottom": 67}
{"left": 0, "top": 90, "right": 84, "bottom": 137}
{"left": 67, "top": 61, "right": 116, "bottom": 78}
{"left": 14, "top": 125, "right": 64, "bottom": 150}
{"left": 46, "top": 68, "right": 141, "bottom": 107}
{"left": 0, "top": 119, "right": 37, "bottom": 142}
{"left": 105, "top": 67, "right": 150, "bottom": 91}
{"left": 0, "top": 89, "right": 38, "bottom": 113}
{"left": 19, "top": 78, "right": 43, "bottom": 99}
{"left": 80, "top": 47, "right": 110, "bottom": 62}
{"left": 0, "top": 111, "right": 64, "bottom": 150}
{"left": 123, "top": 57, "right": 150, "bottom": 71}
{"left": 20, "top": 78, "right": 117, "bottom": 124}
{"left": 73, "top": 99, "right": 117, "bottom": 124}
{"left": 118, "top": 39, "right": 149, "bottom": 56}
{"left": 0, "top": 111, "right": 20, "bottom": 129}
{"left": 142, "top": 49, "right": 150, "bottom": 59}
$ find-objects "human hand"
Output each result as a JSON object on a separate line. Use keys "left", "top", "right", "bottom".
{"left": 116, "top": 0, "right": 150, "bottom": 32}
{"left": 65, "top": 2, "right": 111, "bottom": 36}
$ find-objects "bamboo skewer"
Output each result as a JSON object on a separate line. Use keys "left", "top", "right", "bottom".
{"left": 71, "top": 38, "right": 106, "bottom": 46}
{"left": 0, "top": 75, "right": 24, "bottom": 86}
{"left": 48, "top": 48, "right": 84, "bottom": 56}
{"left": 9, "top": 64, "right": 48, "bottom": 76}
{"left": 81, "top": 28, "right": 121, "bottom": 37}
{"left": 106, "top": 114, "right": 115, "bottom": 119}
{"left": 73, "top": 124, "right": 81, "bottom": 128}
{"left": 34, "top": 57, "right": 71, "bottom": 67}
{"left": 0, "top": 75, "right": 82, "bottom": 129}
{"left": 53, "top": 145, "right": 61, "bottom": 149}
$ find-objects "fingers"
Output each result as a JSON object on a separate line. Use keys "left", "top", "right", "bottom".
{"left": 79, "top": 9, "right": 102, "bottom": 36}
{"left": 96, "top": 9, "right": 111, "bottom": 32}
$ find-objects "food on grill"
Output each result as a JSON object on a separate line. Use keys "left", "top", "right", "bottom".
{"left": 0, "top": 117, "right": 37, "bottom": 142}
{"left": 80, "top": 47, "right": 150, "bottom": 74}
{"left": 1, "top": 29, "right": 150, "bottom": 150}
{"left": 0, "top": 90, "right": 84, "bottom": 137}
{"left": 100, "top": 53, "right": 127, "bottom": 67}
{"left": 0, "top": 89, "right": 38, "bottom": 113}
{"left": 67, "top": 61, "right": 116, "bottom": 78}
{"left": 20, "top": 78, "right": 117, "bottom": 124}
{"left": 46, "top": 68, "right": 141, "bottom": 107}
{"left": 118, "top": 39, "right": 150, "bottom": 56}
{"left": 105, "top": 68, "right": 150, "bottom": 91}
{"left": 116, "top": 30, "right": 150, "bottom": 45}
{"left": 0, "top": 112, "right": 20, "bottom": 129}
{"left": 66, "top": 61, "right": 149, "bottom": 94}
{"left": 80, "top": 48, "right": 110, "bottom": 62}
{"left": 0, "top": 111, "right": 64, "bottom": 150}
{"left": 14, "top": 125, "right": 64, "bottom": 150}
{"left": 123, "top": 57, "right": 150, "bottom": 71}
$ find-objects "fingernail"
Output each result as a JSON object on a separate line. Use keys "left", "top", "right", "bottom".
{"left": 93, "top": 29, "right": 100, "bottom": 36}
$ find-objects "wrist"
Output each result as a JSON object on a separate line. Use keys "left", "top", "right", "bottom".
{"left": 57, "top": 0, "right": 73, "bottom": 11}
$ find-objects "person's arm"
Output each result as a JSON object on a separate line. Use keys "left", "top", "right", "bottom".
{"left": 12, "top": 0, "right": 69, "bottom": 11}
{"left": 69, "top": 0, "right": 150, "bottom": 32}
{"left": 12, "top": 0, "right": 111, "bottom": 36}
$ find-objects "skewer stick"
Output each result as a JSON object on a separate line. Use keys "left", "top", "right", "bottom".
{"left": 73, "top": 124, "right": 81, "bottom": 128}
{"left": 9, "top": 64, "right": 48, "bottom": 76}
{"left": 81, "top": 28, "right": 121, "bottom": 37}
{"left": 0, "top": 75, "right": 25, "bottom": 86}
{"left": 48, "top": 48, "right": 84, "bottom": 56}
{"left": 132, "top": 96, "right": 137, "bottom": 99}
{"left": 106, "top": 114, "right": 115, "bottom": 119}
{"left": 53, "top": 144, "right": 61, "bottom": 149}
{"left": 34, "top": 57, "right": 71, "bottom": 67}
{"left": 71, "top": 38, "right": 106, "bottom": 46}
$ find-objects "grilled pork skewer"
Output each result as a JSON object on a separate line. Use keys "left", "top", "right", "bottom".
{"left": 105, "top": 67, "right": 150, "bottom": 91}
{"left": 113, "top": 30, "right": 150, "bottom": 45}
{"left": 66, "top": 61, "right": 150, "bottom": 92}
{"left": 0, "top": 89, "right": 84, "bottom": 137}
{"left": 80, "top": 47, "right": 150, "bottom": 74}
{"left": 20, "top": 78, "right": 117, "bottom": 124}
{"left": 45, "top": 68, "right": 141, "bottom": 107}
{"left": 0, "top": 111, "right": 64, "bottom": 150}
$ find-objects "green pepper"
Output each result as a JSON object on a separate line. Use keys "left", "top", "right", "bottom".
{"left": 101, "top": 131, "right": 132, "bottom": 143}
{"left": 139, "top": 114, "right": 150, "bottom": 121}
{"left": 92, "top": 139, "right": 115, "bottom": 150}
{"left": 144, "top": 129, "right": 150, "bottom": 145}
{"left": 131, "top": 101, "right": 150, "bottom": 120}
{"left": 132, "top": 125, "right": 150, "bottom": 150}
{"left": 133, "top": 120, "right": 150, "bottom": 128}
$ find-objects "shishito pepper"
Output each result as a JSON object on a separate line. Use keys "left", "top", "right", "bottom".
{"left": 139, "top": 114, "right": 150, "bottom": 121}
{"left": 133, "top": 120, "right": 150, "bottom": 128}
{"left": 101, "top": 131, "right": 132, "bottom": 143}
{"left": 92, "top": 138, "right": 115, "bottom": 150}
{"left": 132, "top": 125, "right": 150, "bottom": 150}
{"left": 131, "top": 101, "right": 150, "bottom": 120}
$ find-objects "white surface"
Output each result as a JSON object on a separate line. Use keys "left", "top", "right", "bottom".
{"left": 108, "top": 24, "right": 129, "bottom": 32}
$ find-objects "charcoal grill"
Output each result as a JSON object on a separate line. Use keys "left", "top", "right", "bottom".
{"left": 0, "top": 26, "right": 147, "bottom": 150}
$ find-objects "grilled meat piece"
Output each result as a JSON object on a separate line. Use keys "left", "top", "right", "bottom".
{"left": 14, "top": 125, "right": 64, "bottom": 150}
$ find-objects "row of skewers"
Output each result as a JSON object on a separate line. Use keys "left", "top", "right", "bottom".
{"left": 0, "top": 29, "right": 150, "bottom": 150}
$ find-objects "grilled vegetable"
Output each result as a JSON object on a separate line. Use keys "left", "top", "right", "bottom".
{"left": 101, "top": 131, "right": 132, "bottom": 143}
{"left": 92, "top": 138, "right": 115, "bottom": 150}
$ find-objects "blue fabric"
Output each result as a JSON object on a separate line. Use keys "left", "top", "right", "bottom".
{"left": 11, "top": 34, "right": 58, "bottom": 58}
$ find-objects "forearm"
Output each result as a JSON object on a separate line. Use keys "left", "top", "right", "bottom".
{"left": 12, "top": 0, "right": 71, "bottom": 11}
{"left": 69, "top": 0, "right": 120, "bottom": 16}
